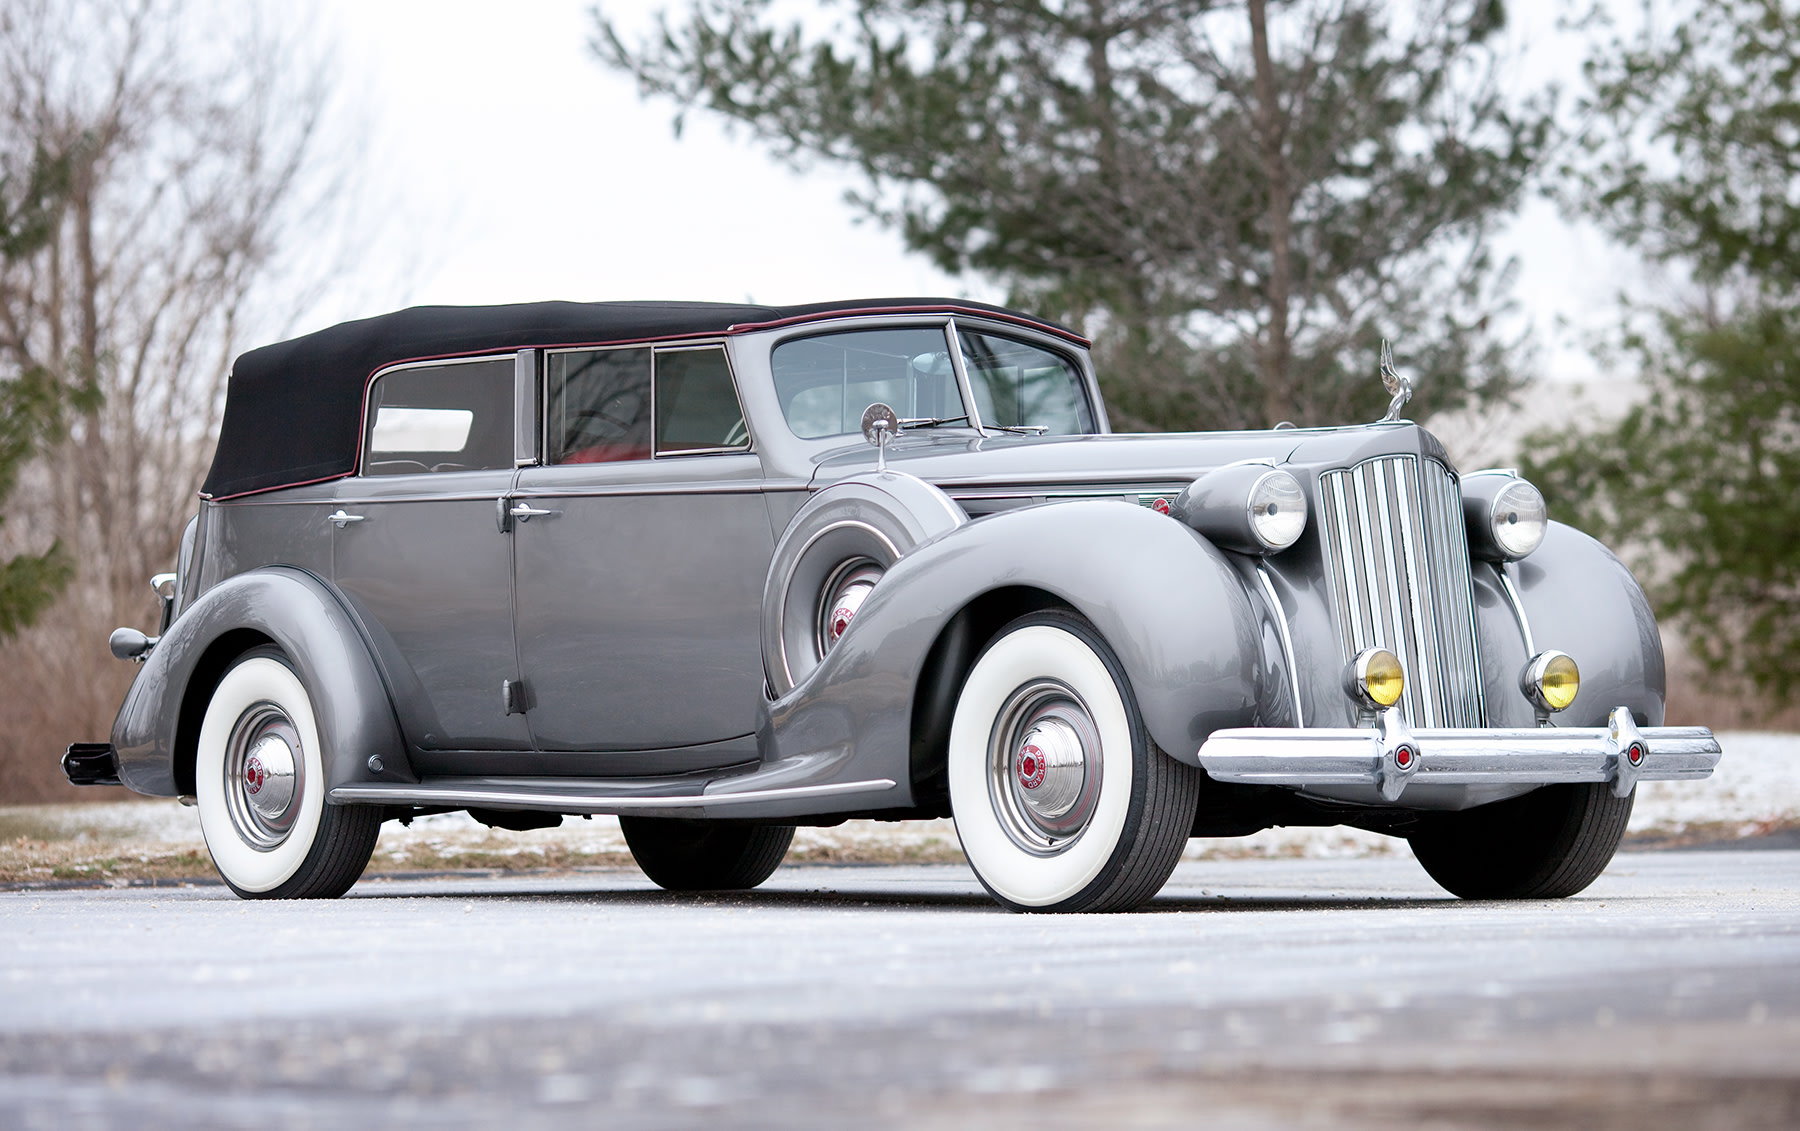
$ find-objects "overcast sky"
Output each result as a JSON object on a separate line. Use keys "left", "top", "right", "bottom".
{"left": 315, "top": 0, "right": 1645, "bottom": 383}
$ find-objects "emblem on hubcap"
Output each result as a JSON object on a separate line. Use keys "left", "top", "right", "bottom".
{"left": 830, "top": 603, "right": 857, "bottom": 641}
{"left": 1016, "top": 743, "right": 1047, "bottom": 790}
{"left": 244, "top": 756, "right": 267, "bottom": 795}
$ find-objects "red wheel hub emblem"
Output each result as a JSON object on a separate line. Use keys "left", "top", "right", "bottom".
{"left": 1017, "top": 743, "right": 1046, "bottom": 790}
{"left": 830, "top": 605, "right": 855, "bottom": 640}
{"left": 244, "top": 755, "right": 266, "bottom": 795}
{"left": 1151, "top": 497, "right": 1172, "bottom": 515}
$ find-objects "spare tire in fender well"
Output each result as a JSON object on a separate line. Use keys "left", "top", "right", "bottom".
{"left": 762, "top": 471, "right": 967, "bottom": 696}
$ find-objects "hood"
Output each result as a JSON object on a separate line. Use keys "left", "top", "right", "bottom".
{"left": 808, "top": 421, "right": 1457, "bottom": 501}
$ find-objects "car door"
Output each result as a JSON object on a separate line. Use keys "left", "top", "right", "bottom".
{"left": 510, "top": 343, "right": 773, "bottom": 757}
{"left": 330, "top": 354, "right": 531, "bottom": 752}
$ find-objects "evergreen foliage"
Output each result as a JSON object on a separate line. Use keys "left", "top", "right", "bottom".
{"left": 0, "top": 148, "right": 79, "bottom": 640}
{"left": 1525, "top": 0, "right": 1800, "bottom": 703}
{"left": 594, "top": 0, "right": 1549, "bottom": 430}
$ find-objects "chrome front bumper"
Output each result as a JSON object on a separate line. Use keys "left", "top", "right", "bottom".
{"left": 1197, "top": 706, "right": 1720, "bottom": 807}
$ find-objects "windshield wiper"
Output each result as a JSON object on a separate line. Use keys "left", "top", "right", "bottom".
{"left": 896, "top": 416, "right": 1046, "bottom": 435}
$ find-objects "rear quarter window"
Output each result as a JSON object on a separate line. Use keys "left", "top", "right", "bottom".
{"left": 364, "top": 357, "right": 515, "bottom": 475}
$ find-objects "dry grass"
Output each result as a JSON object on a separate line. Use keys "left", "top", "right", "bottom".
{"left": 0, "top": 807, "right": 974, "bottom": 887}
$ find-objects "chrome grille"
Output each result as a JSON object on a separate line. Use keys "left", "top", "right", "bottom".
{"left": 1317, "top": 455, "right": 1486, "bottom": 727}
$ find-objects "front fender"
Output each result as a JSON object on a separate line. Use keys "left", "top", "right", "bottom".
{"left": 1499, "top": 522, "right": 1666, "bottom": 728}
{"left": 110, "top": 567, "right": 410, "bottom": 797}
{"left": 761, "top": 501, "right": 1266, "bottom": 801}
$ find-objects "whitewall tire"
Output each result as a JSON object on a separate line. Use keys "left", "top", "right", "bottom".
{"left": 948, "top": 610, "right": 1200, "bottom": 912}
{"left": 195, "top": 648, "right": 380, "bottom": 899}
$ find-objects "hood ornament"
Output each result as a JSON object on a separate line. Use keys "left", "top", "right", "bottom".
{"left": 1378, "top": 340, "right": 1412, "bottom": 422}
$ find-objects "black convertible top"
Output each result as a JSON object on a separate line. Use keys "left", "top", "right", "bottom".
{"left": 201, "top": 298, "right": 1083, "bottom": 499}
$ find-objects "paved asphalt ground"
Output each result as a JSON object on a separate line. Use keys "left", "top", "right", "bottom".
{"left": 3, "top": 850, "right": 1797, "bottom": 1129}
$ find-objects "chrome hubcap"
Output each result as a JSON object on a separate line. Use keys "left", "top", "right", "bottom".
{"left": 223, "top": 703, "right": 304, "bottom": 850}
{"left": 987, "top": 681, "right": 1103, "bottom": 855}
{"left": 816, "top": 560, "right": 883, "bottom": 656}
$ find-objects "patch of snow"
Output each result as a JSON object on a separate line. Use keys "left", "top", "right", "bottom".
{"left": 6, "top": 732, "right": 1789, "bottom": 864}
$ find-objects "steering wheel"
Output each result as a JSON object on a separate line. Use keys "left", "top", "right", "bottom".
{"left": 567, "top": 393, "right": 642, "bottom": 443}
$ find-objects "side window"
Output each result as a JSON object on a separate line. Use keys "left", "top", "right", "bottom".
{"left": 956, "top": 330, "right": 1096, "bottom": 435}
{"left": 364, "top": 357, "right": 515, "bottom": 475}
{"left": 771, "top": 327, "right": 965, "bottom": 439}
{"left": 654, "top": 346, "right": 749, "bottom": 454}
{"left": 548, "top": 348, "right": 651, "bottom": 463}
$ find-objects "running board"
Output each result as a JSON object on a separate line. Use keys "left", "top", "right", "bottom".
{"left": 328, "top": 776, "right": 898, "bottom": 816}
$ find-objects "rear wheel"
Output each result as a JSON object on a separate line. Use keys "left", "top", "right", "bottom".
{"left": 195, "top": 647, "right": 381, "bottom": 899}
{"left": 619, "top": 817, "right": 794, "bottom": 891}
{"left": 948, "top": 610, "right": 1200, "bottom": 912}
{"left": 1407, "top": 782, "right": 1634, "bottom": 899}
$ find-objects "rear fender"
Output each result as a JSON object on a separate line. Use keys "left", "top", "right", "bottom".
{"left": 110, "top": 567, "right": 410, "bottom": 798}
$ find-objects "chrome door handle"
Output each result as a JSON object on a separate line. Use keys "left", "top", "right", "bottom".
{"left": 327, "top": 510, "right": 365, "bottom": 529}
{"left": 508, "top": 503, "right": 554, "bottom": 521}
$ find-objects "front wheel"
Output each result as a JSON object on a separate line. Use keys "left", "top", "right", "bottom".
{"left": 1407, "top": 782, "right": 1634, "bottom": 900}
{"left": 195, "top": 647, "right": 381, "bottom": 899}
{"left": 619, "top": 817, "right": 794, "bottom": 891}
{"left": 948, "top": 610, "right": 1200, "bottom": 913}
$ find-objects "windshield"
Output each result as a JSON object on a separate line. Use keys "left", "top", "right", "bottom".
{"left": 957, "top": 328, "right": 1096, "bottom": 435}
{"left": 772, "top": 327, "right": 966, "bottom": 439}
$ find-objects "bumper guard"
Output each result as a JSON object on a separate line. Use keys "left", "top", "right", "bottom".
{"left": 1198, "top": 706, "right": 1720, "bottom": 803}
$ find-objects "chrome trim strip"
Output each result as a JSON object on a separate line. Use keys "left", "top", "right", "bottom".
{"left": 336, "top": 482, "right": 768, "bottom": 506}
{"left": 1395, "top": 460, "right": 1437, "bottom": 724}
{"left": 329, "top": 777, "right": 899, "bottom": 814}
{"left": 1328, "top": 473, "right": 1366, "bottom": 648}
{"left": 1255, "top": 563, "right": 1304, "bottom": 727}
{"left": 1496, "top": 561, "right": 1537, "bottom": 656}
{"left": 943, "top": 317, "right": 990, "bottom": 438}
{"left": 315, "top": 490, "right": 512, "bottom": 505}
{"left": 946, "top": 484, "right": 1193, "bottom": 501}
{"left": 514, "top": 349, "right": 539, "bottom": 466}
{"left": 1198, "top": 721, "right": 1720, "bottom": 790}
{"left": 1426, "top": 459, "right": 1485, "bottom": 724}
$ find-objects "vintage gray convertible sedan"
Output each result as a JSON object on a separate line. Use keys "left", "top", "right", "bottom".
{"left": 65, "top": 298, "right": 1721, "bottom": 910}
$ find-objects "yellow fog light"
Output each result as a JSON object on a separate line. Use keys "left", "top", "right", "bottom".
{"left": 1522, "top": 650, "right": 1580, "bottom": 713}
{"left": 1346, "top": 648, "right": 1405, "bottom": 711}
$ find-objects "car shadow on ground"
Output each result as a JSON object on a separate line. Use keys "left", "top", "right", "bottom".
{"left": 345, "top": 880, "right": 1462, "bottom": 914}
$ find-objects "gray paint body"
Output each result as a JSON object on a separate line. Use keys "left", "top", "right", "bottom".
{"left": 103, "top": 312, "right": 1677, "bottom": 822}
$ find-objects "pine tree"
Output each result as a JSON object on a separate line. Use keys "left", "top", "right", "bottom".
{"left": 595, "top": 0, "right": 1549, "bottom": 429}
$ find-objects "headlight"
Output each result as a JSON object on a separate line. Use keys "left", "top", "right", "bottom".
{"left": 1521, "top": 650, "right": 1580, "bottom": 714}
{"left": 1247, "top": 471, "right": 1307, "bottom": 551}
{"left": 1461, "top": 471, "right": 1547, "bottom": 560}
{"left": 1173, "top": 464, "right": 1309, "bottom": 555}
{"left": 1345, "top": 647, "right": 1405, "bottom": 711}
